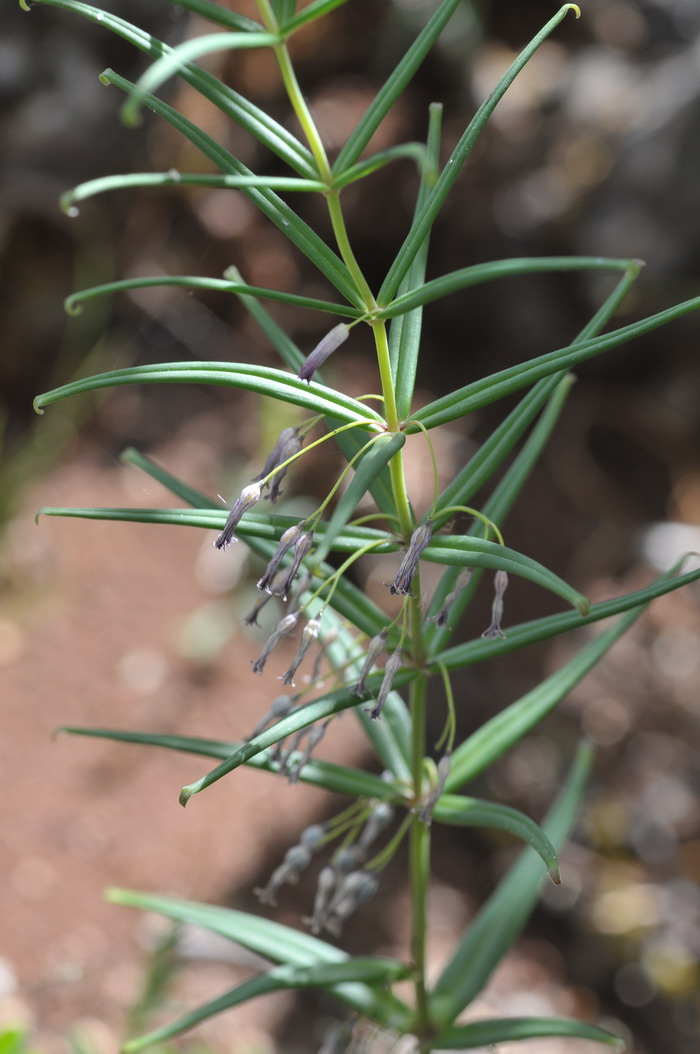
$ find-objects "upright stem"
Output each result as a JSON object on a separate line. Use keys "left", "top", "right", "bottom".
{"left": 409, "top": 670, "right": 431, "bottom": 1036}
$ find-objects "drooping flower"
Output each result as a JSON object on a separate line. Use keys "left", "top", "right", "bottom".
{"left": 286, "top": 719, "right": 329, "bottom": 784}
{"left": 428, "top": 568, "right": 473, "bottom": 628}
{"left": 352, "top": 627, "right": 388, "bottom": 698}
{"left": 367, "top": 650, "right": 402, "bottom": 720}
{"left": 257, "top": 523, "right": 306, "bottom": 594}
{"left": 214, "top": 482, "right": 262, "bottom": 550}
{"left": 277, "top": 529, "right": 314, "bottom": 600}
{"left": 324, "top": 869, "right": 379, "bottom": 937}
{"left": 358, "top": 801, "right": 394, "bottom": 850}
{"left": 388, "top": 519, "right": 433, "bottom": 597}
{"left": 246, "top": 693, "right": 297, "bottom": 741}
{"left": 482, "top": 569, "right": 509, "bottom": 640}
{"left": 251, "top": 610, "right": 300, "bottom": 674}
{"left": 281, "top": 615, "right": 321, "bottom": 687}
{"left": 253, "top": 425, "right": 303, "bottom": 503}
{"left": 298, "top": 323, "right": 349, "bottom": 384}
{"left": 254, "top": 844, "right": 312, "bottom": 906}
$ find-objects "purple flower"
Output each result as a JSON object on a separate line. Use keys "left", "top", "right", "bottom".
{"left": 388, "top": 519, "right": 433, "bottom": 597}
{"left": 428, "top": 568, "right": 473, "bottom": 628}
{"left": 352, "top": 628, "right": 388, "bottom": 697}
{"left": 276, "top": 530, "right": 314, "bottom": 601}
{"left": 253, "top": 426, "right": 303, "bottom": 503}
{"left": 281, "top": 615, "right": 321, "bottom": 686}
{"left": 257, "top": 523, "right": 306, "bottom": 594}
{"left": 251, "top": 610, "right": 300, "bottom": 674}
{"left": 367, "top": 649, "right": 402, "bottom": 720}
{"left": 298, "top": 323, "right": 349, "bottom": 384}
{"left": 482, "top": 569, "right": 509, "bottom": 640}
{"left": 214, "top": 482, "right": 262, "bottom": 550}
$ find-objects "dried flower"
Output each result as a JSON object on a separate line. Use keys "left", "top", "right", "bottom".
{"left": 388, "top": 520, "right": 433, "bottom": 597}
{"left": 352, "top": 628, "right": 389, "bottom": 698}
{"left": 298, "top": 323, "right": 350, "bottom": 384}
{"left": 281, "top": 615, "right": 321, "bottom": 686}
{"left": 481, "top": 569, "right": 509, "bottom": 640}
{"left": 251, "top": 610, "right": 300, "bottom": 674}
{"left": 428, "top": 568, "right": 473, "bottom": 628}
{"left": 367, "top": 650, "right": 402, "bottom": 720}
{"left": 419, "top": 752, "right": 451, "bottom": 825}
{"left": 214, "top": 482, "right": 262, "bottom": 550}
{"left": 253, "top": 425, "right": 303, "bottom": 502}
{"left": 257, "top": 523, "right": 305, "bottom": 594}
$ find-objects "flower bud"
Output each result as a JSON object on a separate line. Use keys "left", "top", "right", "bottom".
{"left": 214, "top": 482, "right": 262, "bottom": 550}
{"left": 257, "top": 523, "right": 305, "bottom": 594}
{"left": 419, "top": 752, "right": 451, "bottom": 825}
{"left": 358, "top": 801, "right": 394, "bottom": 850}
{"left": 324, "top": 870, "right": 379, "bottom": 937}
{"left": 298, "top": 323, "right": 349, "bottom": 384}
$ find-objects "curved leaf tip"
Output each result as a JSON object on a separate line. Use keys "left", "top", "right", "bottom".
{"left": 32, "top": 397, "right": 44, "bottom": 416}
{"left": 179, "top": 784, "right": 195, "bottom": 807}
{"left": 566, "top": 3, "right": 582, "bottom": 17}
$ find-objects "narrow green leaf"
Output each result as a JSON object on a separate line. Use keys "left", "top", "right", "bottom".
{"left": 334, "top": 142, "right": 428, "bottom": 190}
{"left": 29, "top": 1, "right": 317, "bottom": 177}
{"left": 444, "top": 604, "right": 654, "bottom": 795}
{"left": 34, "top": 360, "right": 383, "bottom": 429}
{"left": 320, "top": 610, "right": 412, "bottom": 782}
{"left": 101, "top": 69, "right": 361, "bottom": 302}
{"left": 392, "top": 102, "right": 442, "bottom": 421}
{"left": 433, "top": 1017, "right": 623, "bottom": 1050}
{"left": 223, "top": 266, "right": 305, "bottom": 373}
{"left": 178, "top": 668, "right": 416, "bottom": 805}
{"left": 412, "top": 291, "right": 700, "bottom": 431}
{"left": 61, "top": 172, "right": 328, "bottom": 212}
{"left": 431, "top": 740, "right": 592, "bottom": 1024}
{"left": 379, "top": 5, "right": 580, "bottom": 302}
{"left": 160, "top": 0, "right": 263, "bottom": 32}
{"left": 428, "top": 263, "right": 643, "bottom": 651}
{"left": 120, "top": 448, "right": 220, "bottom": 510}
{"left": 124, "top": 957, "right": 411, "bottom": 1051}
{"left": 122, "top": 32, "right": 281, "bottom": 127}
{"left": 285, "top": 0, "right": 352, "bottom": 33}
{"left": 332, "top": 0, "right": 462, "bottom": 174}
{"left": 313, "top": 433, "right": 405, "bottom": 563}
{"left": 378, "top": 256, "right": 636, "bottom": 319}
{"left": 107, "top": 890, "right": 411, "bottom": 1029}
{"left": 63, "top": 274, "right": 359, "bottom": 319}
{"left": 433, "top": 795, "right": 559, "bottom": 879}
{"left": 434, "top": 562, "right": 700, "bottom": 677}
{"left": 424, "top": 536, "right": 589, "bottom": 614}
{"left": 271, "top": 0, "right": 297, "bottom": 26}
{"left": 58, "top": 726, "right": 398, "bottom": 801}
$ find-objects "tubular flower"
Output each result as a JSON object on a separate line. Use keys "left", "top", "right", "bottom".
{"left": 352, "top": 628, "right": 389, "bottom": 698}
{"left": 298, "top": 323, "right": 350, "bottom": 384}
{"left": 482, "top": 569, "right": 509, "bottom": 640}
{"left": 214, "top": 482, "right": 262, "bottom": 550}
{"left": 428, "top": 568, "right": 473, "bottom": 627}
{"left": 257, "top": 523, "right": 306, "bottom": 594}
{"left": 242, "top": 570, "right": 288, "bottom": 626}
{"left": 251, "top": 611, "right": 300, "bottom": 674}
{"left": 368, "top": 650, "right": 402, "bottom": 720}
{"left": 277, "top": 530, "right": 314, "bottom": 600}
{"left": 281, "top": 615, "right": 322, "bottom": 687}
{"left": 388, "top": 519, "right": 433, "bottom": 597}
{"left": 253, "top": 425, "right": 303, "bottom": 503}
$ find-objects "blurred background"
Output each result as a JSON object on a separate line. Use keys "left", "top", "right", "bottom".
{"left": 1, "top": 1, "right": 700, "bottom": 1052}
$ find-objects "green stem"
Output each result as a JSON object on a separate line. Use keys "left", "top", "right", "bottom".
{"left": 325, "top": 191, "right": 377, "bottom": 310}
{"left": 409, "top": 672, "right": 431, "bottom": 1035}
